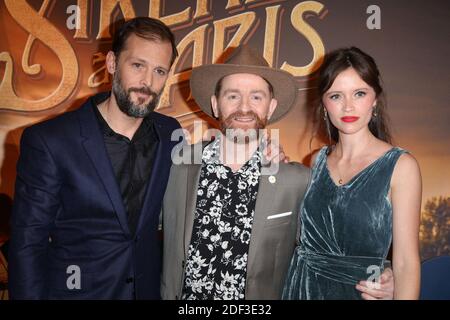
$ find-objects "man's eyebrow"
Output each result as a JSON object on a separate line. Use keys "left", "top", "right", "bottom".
{"left": 249, "top": 89, "right": 268, "bottom": 96}
{"left": 126, "top": 57, "right": 170, "bottom": 71}
{"left": 222, "top": 89, "right": 240, "bottom": 94}
{"left": 222, "top": 89, "right": 268, "bottom": 94}
{"left": 127, "top": 57, "right": 147, "bottom": 64}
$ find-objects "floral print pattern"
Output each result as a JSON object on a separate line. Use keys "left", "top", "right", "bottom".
{"left": 182, "top": 137, "right": 261, "bottom": 300}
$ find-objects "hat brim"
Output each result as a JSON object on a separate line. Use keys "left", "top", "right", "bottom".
{"left": 190, "top": 64, "right": 298, "bottom": 124}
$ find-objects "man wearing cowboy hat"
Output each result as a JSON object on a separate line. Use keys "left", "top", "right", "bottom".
{"left": 160, "top": 44, "right": 307, "bottom": 300}
{"left": 160, "top": 45, "right": 394, "bottom": 300}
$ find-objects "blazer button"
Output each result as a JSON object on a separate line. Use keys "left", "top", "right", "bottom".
{"left": 126, "top": 277, "right": 134, "bottom": 284}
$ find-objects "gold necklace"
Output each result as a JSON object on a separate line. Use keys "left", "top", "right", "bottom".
{"left": 336, "top": 166, "right": 344, "bottom": 185}
{"left": 331, "top": 145, "right": 344, "bottom": 185}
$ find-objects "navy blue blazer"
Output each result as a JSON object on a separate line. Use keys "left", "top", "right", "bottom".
{"left": 9, "top": 92, "right": 182, "bottom": 299}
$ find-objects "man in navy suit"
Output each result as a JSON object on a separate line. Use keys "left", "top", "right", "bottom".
{"left": 8, "top": 17, "right": 181, "bottom": 299}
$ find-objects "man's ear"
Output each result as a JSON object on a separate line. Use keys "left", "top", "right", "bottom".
{"left": 211, "top": 95, "right": 219, "bottom": 118}
{"left": 267, "top": 98, "right": 278, "bottom": 120}
{"left": 106, "top": 51, "right": 117, "bottom": 75}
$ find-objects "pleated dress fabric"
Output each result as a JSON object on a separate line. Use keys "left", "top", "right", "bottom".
{"left": 283, "top": 146, "right": 406, "bottom": 300}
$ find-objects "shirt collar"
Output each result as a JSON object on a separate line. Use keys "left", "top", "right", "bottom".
{"left": 202, "top": 134, "right": 262, "bottom": 172}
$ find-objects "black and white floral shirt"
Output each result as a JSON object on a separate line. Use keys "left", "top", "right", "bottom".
{"left": 182, "top": 136, "right": 262, "bottom": 300}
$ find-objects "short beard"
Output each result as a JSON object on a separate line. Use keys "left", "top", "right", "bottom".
{"left": 219, "top": 110, "right": 268, "bottom": 144}
{"left": 112, "top": 72, "right": 161, "bottom": 118}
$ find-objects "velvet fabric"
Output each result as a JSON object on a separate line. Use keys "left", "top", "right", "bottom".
{"left": 283, "top": 146, "right": 406, "bottom": 299}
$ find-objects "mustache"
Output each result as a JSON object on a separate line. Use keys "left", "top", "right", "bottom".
{"left": 220, "top": 110, "right": 267, "bottom": 134}
{"left": 128, "top": 86, "right": 157, "bottom": 96}
{"left": 225, "top": 111, "right": 258, "bottom": 121}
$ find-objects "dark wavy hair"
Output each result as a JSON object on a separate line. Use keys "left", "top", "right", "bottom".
{"left": 317, "top": 47, "right": 391, "bottom": 144}
{"left": 112, "top": 17, "right": 178, "bottom": 66}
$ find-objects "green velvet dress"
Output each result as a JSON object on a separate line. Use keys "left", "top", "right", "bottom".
{"left": 283, "top": 146, "right": 406, "bottom": 300}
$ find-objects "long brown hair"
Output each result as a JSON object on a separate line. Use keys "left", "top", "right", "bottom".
{"left": 317, "top": 47, "right": 391, "bottom": 144}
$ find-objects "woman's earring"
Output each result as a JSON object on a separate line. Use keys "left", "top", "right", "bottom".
{"left": 323, "top": 108, "right": 328, "bottom": 121}
{"left": 372, "top": 106, "right": 378, "bottom": 117}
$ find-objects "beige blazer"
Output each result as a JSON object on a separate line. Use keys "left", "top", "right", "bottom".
{"left": 161, "top": 143, "right": 311, "bottom": 299}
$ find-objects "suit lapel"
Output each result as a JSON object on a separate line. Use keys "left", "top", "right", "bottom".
{"left": 78, "top": 99, "right": 130, "bottom": 236}
{"left": 184, "top": 162, "right": 202, "bottom": 256}
{"left": 247, "top": 173, "right": 278, "bottom": 275}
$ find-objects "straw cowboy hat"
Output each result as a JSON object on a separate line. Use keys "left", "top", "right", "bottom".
{"left": 190, "top": 45, "right": 298, "bottom": 124}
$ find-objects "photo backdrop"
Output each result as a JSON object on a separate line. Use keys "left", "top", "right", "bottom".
{"left": 0, "top": 0, "right": 449, "bottom": 259}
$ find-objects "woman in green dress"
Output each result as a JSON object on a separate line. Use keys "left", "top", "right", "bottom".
{"left": 283, "top": 47, "right": 421, "bottom": 299}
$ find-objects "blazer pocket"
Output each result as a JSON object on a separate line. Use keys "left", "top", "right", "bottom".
{"left": 265, "top": 211, "right": 293, "bottom": 227}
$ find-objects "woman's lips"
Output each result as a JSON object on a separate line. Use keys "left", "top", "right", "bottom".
{"left": 341, "top": 116, "right": 360, "bottom": 123}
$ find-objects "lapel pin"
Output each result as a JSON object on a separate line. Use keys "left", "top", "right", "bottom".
{"left": 268, "top": 175, "right": 276, "bottom": 184}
